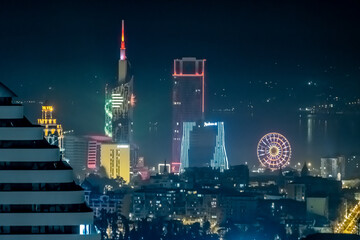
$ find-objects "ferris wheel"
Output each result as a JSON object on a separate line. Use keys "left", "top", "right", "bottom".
{"left": 257, "top": 132, "right": 291, "bottom": 170}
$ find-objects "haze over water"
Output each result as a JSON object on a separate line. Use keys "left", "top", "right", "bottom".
{"left": 225, "top": 112, "right": 360, "bottom": 169}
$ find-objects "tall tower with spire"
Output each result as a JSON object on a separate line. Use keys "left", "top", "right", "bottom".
{"left": 118, "top": 20, "right": 129, "bottom": 82}
{"left": 120, "top": 20, "right": 126, "bottom": 61}
{"left": 105, "top": 20, "right": 135, "bottom": 147}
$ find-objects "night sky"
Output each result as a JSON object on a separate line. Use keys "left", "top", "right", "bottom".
{"left": 1, "top": 1, "right": 360, "bottom": 167}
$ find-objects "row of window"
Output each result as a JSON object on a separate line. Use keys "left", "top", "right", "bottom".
{"left": 0, "top": 116, "right": 32, "bottom": 127}
{"left": 0, "top": 161, "right": 71, "bottom": 170}
{"left": 0, "top": 182, "right": 81, "bottom": 191}
{"left": 0, "top": 139, "right": 56, "bottom": 149}
{"left": 0, "top": 225, "right": 93, "bottom": 235}
{"left": 0, "top": 97, "right": 13, "bottom": 106}
{"left": 0, "top": 203, "right": 92, "bottom": 213}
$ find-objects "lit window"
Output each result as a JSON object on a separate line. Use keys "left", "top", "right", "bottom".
{"left": 80, "top": 224, "right": 90, "bottom": 235}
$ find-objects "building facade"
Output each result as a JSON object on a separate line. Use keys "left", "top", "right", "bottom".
{"left": 100, "top": 144, "right": 130, "bottom": 183}
{"left": 86, "top": 135, "right": 112, "bottom": 170}
{"left": 286, "top": 183, "right": 306, "bottom": 202}
{"left": 131, "top": 186, "right": 257, "bottom": 226}
{"left": 83, "top": 190, "right": 124, "bottom": 218}
{"left": 306, "top": 197, "right": 329, "bottom": 219}
{"left": 64, "top": 135, "right": 112, "bottom": 172}
{"left": 320, "top": 156, "right": 345, "bottom": 180}
{"left": 222, "top": 165, "right": 250, "bottom": 189}
{"left": 87, "top": 140, "right": 100, "bottom": 170}
{"left": 180, "top": 121, "right": 229, "bottom": 172}
{"left": 221, "top": 193, "right": 259, "bottom": 224}
{"left": 63, "top": 135, "right": 88, "bottom": 178}
{"left": 0, "top": 82, "right": 99, "bottom": 239}
{"left": 37, "top": 105, "right": 64, "bottom": 155}
{"left": 345, "top": 155, "right": 360, "bottom": 179}
{"left": 131, "top": 188, "right": 185, "bottom": 221}
{"left": 172, "top": 57, "right": 205, "bottom": 173}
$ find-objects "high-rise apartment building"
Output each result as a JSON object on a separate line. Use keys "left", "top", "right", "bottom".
{"left": 320, "top": 156, "right": 345, "bottom": 180}
{"left": 180, "top": 121, "right": 229, "bottom": 172}
{"left": 63, "top": 135, "right": 88, "bottom": 178}
{"left": 172, "top": 57, "right": 205, "bottom": 173}
{"left": 0, "top": 82, "right": 99, "bottom": 239}
{"left": 100, "top": 144, "right": 130, "bottom": 183}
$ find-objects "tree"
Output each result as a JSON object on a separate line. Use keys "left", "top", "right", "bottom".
{"left": 203, "top": 220, "right": 211, "bottom": 235}
{"left": 94, "top": 209, "right": 110, "bottom": 239}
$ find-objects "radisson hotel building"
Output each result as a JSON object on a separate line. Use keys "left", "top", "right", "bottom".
{"left": 0, "top": 82, "right": 99, "bottom": 239}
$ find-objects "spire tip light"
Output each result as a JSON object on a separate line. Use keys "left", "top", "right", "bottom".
{"left": 120, "top": 20, "right": 126, "bottom": 60}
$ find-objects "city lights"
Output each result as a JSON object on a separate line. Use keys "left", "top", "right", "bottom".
{"left": 257, "top": 132, "right": 291, "bottom": 170}
{"left": 1, "top": 2, "right": 359, "bottom": 239}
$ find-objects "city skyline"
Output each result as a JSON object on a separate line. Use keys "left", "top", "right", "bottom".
{"left": 0, "top": 1, "right": 360, "bottom": 167}
{"left": 2, "top": 1, "right": 360, "bottom": 240}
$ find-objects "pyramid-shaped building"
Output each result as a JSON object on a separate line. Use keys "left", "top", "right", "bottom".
{"left": 0, "top": 82, "right": 100, "bottom": 239}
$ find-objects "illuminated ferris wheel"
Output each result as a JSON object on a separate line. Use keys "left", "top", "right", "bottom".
{"left": 257, "top": 132, "right": 291, "bottom": 170}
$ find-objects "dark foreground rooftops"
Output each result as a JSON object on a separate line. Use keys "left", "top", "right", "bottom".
{"left": 302, "top": 233, "right": 360, "bottom": 240}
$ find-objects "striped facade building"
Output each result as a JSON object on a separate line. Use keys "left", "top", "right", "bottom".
{"left": 0, "top": 82, "right": 100, "bottom": 239}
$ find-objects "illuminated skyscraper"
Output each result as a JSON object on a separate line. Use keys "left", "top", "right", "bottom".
{"left": 172, "top": 57, "right": 205, "bottom": 173}
{"left": 100, "top": 144, "right": 130, "bottom": 183}
{"left": 105, "top": 20, "right": 134, "bottom": 144}
{"left": 37, "top": 105, "right": 64, "bottom": 155}
{"left": 0, "top": 82, "right": 99, "bottom": 239}
{"left": 180, "top": 121, "right": 229, "bottom": 172}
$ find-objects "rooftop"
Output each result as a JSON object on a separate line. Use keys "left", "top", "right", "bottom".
{"left": 0, "top": 82, "right": 17, "bottom": 98}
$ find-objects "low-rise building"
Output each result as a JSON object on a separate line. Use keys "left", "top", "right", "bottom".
{"left": 307, "top": 196, "right": 329, "bottom": 220}
{"left": 220, "top": 192, "right": 259, "bottom": 224}
{"left": 286, "top": 183, "right": 306, "bottom": 201}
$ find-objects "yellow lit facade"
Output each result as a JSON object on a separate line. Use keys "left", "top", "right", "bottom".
{"left": 100, "top": 144, "right": 130, "bottom": 183}
{"left": 37, "top": 105, "right": 64, "bottom": 153}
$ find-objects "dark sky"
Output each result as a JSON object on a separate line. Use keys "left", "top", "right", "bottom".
{"left": 1, "top": 0, "right": 360, "bottom": 167}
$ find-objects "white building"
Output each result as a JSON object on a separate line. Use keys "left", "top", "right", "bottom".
{"left": 320, "top": 156, "right": 345, "bottom": 180}
{"left": 180, "top": 121, "right": 229, "bottom": 172}
{"left": 63, "top": 135, "right": 88, "bottom": 178}
{"left": 0, "top": 82, "right": 100, "bottom": 239}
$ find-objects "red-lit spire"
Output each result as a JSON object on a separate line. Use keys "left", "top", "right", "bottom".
{"left": 120, "top": 20, "right": 126, "bottom": 60}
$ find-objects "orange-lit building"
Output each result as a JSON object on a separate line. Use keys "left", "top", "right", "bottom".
{"left": 37, "top": 105, "right": 64, "bottom": 155}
